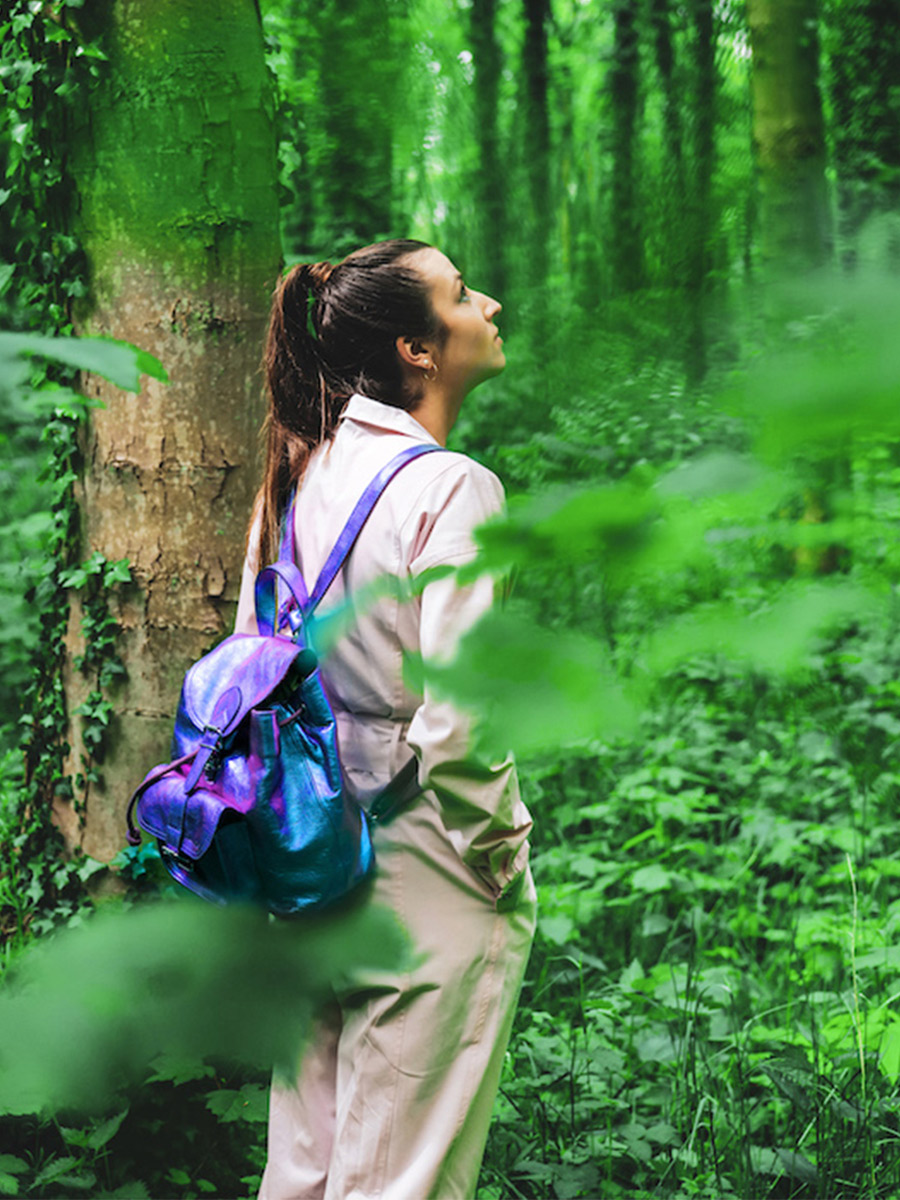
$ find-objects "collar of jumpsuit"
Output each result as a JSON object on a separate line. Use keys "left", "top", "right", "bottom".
{"left": 339, "top": 392, "right": 441, "bottom": 446}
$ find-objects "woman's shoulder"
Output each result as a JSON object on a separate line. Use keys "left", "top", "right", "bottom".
{"left": 397, "top": 446, "right": 504, "bottom": 516}
{"left": 395, "top": 449, "right": 505, "bottom": 572}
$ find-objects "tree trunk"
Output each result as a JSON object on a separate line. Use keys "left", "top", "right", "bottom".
{"left": 827, "top": 0, "right": 900, "bottom": 268}
{"left": 608, "top": 0, "right": 642, "bottom": 294}
{"left": 685, "top": 0, "right": 716, "bottom": 382}
{"left": 522, "top": 0, "right": 552, "bottom": 288}
{"left": 59, "top": 0, "right": 281, "bottom": 861}
{"left": 746, "top": 0, "right": 831, "bottom": 273}
{"left": 470, "top": 0, "right": 506, "bottom": 298}
{"left": 649, "top": 0, "right": 685, "bottom": 213}
{"left": 316, "top": 0, "right": 397, "bottom": 256}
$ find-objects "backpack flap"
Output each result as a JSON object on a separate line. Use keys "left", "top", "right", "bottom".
{"left": 176, "top": 632, "right": 315, "bottom": 754}
{"left": 183, "top": 684, "right": 243, "bottom": 794}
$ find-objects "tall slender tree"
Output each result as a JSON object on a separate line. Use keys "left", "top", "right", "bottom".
{"left": 60, "top": 0, "right": 281, "bottom": 860}
{"left": 315, "top": 0, "right": 398, "bottom": 255}
{"left": 522, "top": 0, "right": 552, "bottom": 288}
{"left": 685, "top": 0, "right": 716, "bottom": 380}
{"left": 649, "top": 0, "right": 686, "bottom": 222}
{"left": 608, "top": 0, "right": 643, "bottom": 294}
{"left": 470, "top": 0, "right": 506, "bottom": 298}
{"left": 746, "top": 0, "right": 831, "bottom": 273}
{"left": 827, "top": 0, "right": 900, "bottom": 267}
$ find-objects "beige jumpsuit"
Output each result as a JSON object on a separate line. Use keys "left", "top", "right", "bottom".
{"left": 235, "top": 394, "right": 536, "bottom": 1200}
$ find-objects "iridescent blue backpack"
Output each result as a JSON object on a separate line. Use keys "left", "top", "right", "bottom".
{"left": 126, "top": 444, "right": 441, "bottom": 914}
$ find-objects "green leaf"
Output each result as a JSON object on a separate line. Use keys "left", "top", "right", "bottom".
{"left": 146, "top": 1053, "right": 215, "bottom": 1086}
{"left": 86, "top": 1108, "right": 128, "bottom": 1150}
{"left": 98, "top": 1183, "right": 149, "bottom": 1200}
{"left": 0, "top": 1173, "right": 19, "bottom": 1197}
{"left": 31, "top": 1157, "right": 79, "bottom": 1188}
{"left": 631, "top": 864, "right": 672, "bottom": 892}
{"left": 0, "top": 1161, "right": 25, "bottom": 1177}
{"left": 643, "top": 582, "right": 876, "bottom": 677}
{"left": 103, "top": 559, "right": 132, "bottom": 586}
{"left": 0, "top": 331, "right": 167, "bottom": 392}
{"left": 470, "top": 477, "right": 657, "bottom": 578}
{"left": 0, "top": 904, "right": 406, "bottom": 1114}
{"left": 878, "top": 1018, "right": 900, "bottom": 1083}
{"left": 538, "top": 914, "right": 576, "bottom": 945}
{"left": 204, "top": 1082, "right": 269, "bottom": 1124}
{"left": 52, "top": 1172, "right": 97, "bottom": 1192}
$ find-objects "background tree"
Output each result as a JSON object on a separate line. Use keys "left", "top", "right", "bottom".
{"left": 607, "top": 0, "right": 643, "bottom": 296}
{"left": 470, "top": 0, "right": 507, "bottom": 299}
{"left": 521, "top": 0, "right": 553, "bottom": 290}
{"left": 57, "top": 0, "right": 281, "bottom": 860}
{"left": 826, "top": 0, "right": 900, "bottom": 268}
{"left": 746, "top": 0, "right": 832, "bottom": 273}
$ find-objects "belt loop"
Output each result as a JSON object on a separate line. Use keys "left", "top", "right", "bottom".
{"left": 389, "top": 718, "right": 411, "bottom": 777}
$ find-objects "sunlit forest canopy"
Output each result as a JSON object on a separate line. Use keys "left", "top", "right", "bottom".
{"left": 3, "top": 0, "right": 900, "bottom": 1197}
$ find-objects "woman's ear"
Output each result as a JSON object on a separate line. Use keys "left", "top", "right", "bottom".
{"left": 396, "top": 335, "right": 434, "bottom": 372}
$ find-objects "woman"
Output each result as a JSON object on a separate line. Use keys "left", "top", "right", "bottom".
{"left": 235, "top": 239, "right": 535, "bottom": 1200}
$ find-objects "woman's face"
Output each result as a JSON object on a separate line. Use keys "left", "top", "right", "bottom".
{"left": 412, "top": 248, "right": 505, "bottom": 395}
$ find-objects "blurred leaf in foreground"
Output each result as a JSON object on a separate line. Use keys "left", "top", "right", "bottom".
{"left": 728, "top": 272, "right": 900, "bottom": 459}
{"left": 642, "top": 580, "right": 876, "bottom": 676}
{"left": 0, "top": 899, "right": 406, "bottom": 1116}
{"left": 0, "top": 331, "right": 167, "bottom": 393}
{"left": 469, "top": 476, "right": 657, "bottom": 581}
{"left": 421, "top": 606, "right": 641, "bottom": 757}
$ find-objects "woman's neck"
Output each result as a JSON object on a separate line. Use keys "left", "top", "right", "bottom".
{"left": 410, "top": 382, "right": 463, "bottom": 447}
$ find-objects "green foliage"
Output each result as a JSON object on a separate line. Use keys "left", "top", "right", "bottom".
{"left": 0, "top": 900, "right": 407, "bottom": 1116}
{"left": 479, "top": 636, "right": 900, "bottom": 1197}
{"left": 0, "top": 897, "right": 406, "bottom": 1199}
{"left": 0, "top": 1, "right": 106, "bottom": 333}
{"left": 0, "top": 332, "right": 163, "bottom": 954}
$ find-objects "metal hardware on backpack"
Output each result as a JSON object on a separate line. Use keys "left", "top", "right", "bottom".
{"left": 126, "top": 443, "right": 445, "bottom": 915}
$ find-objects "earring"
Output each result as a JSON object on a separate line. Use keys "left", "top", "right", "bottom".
{"left": 424, "top": 360, "right": 438, "bottom": 383}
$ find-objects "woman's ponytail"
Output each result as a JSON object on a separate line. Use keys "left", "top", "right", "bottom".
{"left": 257, "top": 261, "right": 345, "bottom": 564}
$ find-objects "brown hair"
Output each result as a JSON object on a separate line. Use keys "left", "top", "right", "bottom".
{"left": 253, "top": 238, "right": 444, "bottom": 565}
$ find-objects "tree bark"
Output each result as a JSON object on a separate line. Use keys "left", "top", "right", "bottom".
{"left": 60, "top": 0, "right": 281, "bottom": 861}
{"left": 746, "top": 0, "right": 831, "bottom": 273}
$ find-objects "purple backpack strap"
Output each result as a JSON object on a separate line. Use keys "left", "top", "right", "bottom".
{"left": 254, "top": 560, "right": 312, "bottom": 638}
{"left": 307, "top": 443, "right": 445, "bottom": 612}
{"left": 261, "top": 442, "right": 445, "bottom": 636}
